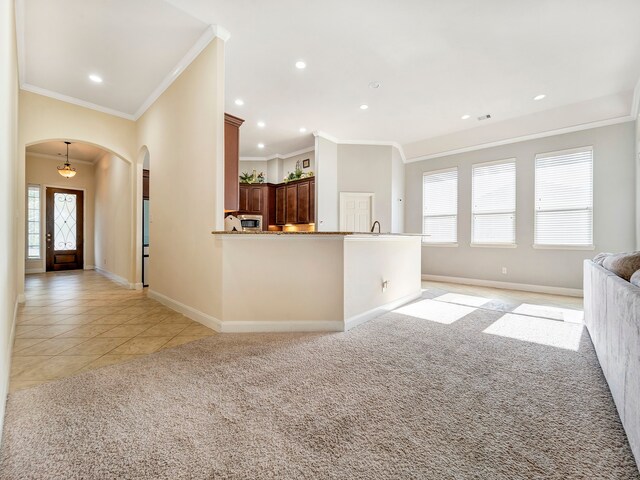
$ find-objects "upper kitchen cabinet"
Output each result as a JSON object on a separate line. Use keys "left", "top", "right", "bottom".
{"left": 276, "top": 177, "right": 315, "bottom": 225}
{"left": 224, "top": 113, "right": 244, "bottom": 212}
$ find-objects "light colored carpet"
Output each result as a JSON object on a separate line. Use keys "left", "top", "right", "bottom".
{"left": 1, "top": 295, "right": 638, "bottom": 479}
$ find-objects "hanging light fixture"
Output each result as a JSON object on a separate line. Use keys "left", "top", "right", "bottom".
{"left": 57, "top": 141, "right": 77, "bottom": 178}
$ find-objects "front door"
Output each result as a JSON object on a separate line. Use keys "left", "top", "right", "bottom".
{"left": 46, "top": 187, "right": 84, "bottom": 271}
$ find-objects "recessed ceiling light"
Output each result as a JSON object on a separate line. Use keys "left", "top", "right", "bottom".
{"left": 295, "top": 61, "right": 306, "bottom": 69}
{"left": 534, "top": 94, "right": 546, "bottom": 101}
{"left": 461, "top": 114, "right": 471, "bottom": 120}
{"left": 257, "top": 143, "right": 265, "bottom": 149}
{"left": 234, "top": 98, "right": 244, "bottom": 106}
{"left": 368, "top": 81, "right": 381, "bottom": 89}
{"left": 89, "top": 74, "right": 103, "bottom": 83}
{"left": 299, "top": 127, "right": 307, "bottom": 133}
{"left": 257, "top": 121, "right": 266, "bottom": 128}
{"left": 360, "top": 104, "right": 369, "bottom": 110}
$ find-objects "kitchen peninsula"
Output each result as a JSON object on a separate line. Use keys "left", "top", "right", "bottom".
{"left": 209, "top": 231, "right": 422, "bottom": 333}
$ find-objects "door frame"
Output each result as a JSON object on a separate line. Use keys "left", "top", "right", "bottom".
{"left": 45, "top": 185, "right": 86, "bottom": 272}
{"left": 339, "top": 192, "right": 374, "bottom": 232}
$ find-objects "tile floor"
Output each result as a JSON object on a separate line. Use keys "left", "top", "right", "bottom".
{"left": 11, "top": 270, "right": 215, "bottom": 392}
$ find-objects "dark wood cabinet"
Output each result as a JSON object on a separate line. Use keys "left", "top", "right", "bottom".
{"left": 275, "top": 186, "right": 286, "bottom": 225}
{"left": 224, "top": 113, "right": 244, "bottom": 212}
{"left": 239, "top": 183, "right": 276, "bottom": 230}
{"left": 285, "top": 185, "right": 298, "bottom": 224}
{"left": 275, "top": 177, "right": 315, "bottom": 225}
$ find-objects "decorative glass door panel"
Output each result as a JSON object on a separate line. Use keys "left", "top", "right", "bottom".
{"left": 54, "top": 192, "right": 77, "bottom": 250}
{"left": 46, "top": 188, "right": 84, "bottom": 271}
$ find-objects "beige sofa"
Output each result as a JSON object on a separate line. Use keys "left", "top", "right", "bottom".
{"left": 583, "top": 260, "right": 640, "bottom": 466}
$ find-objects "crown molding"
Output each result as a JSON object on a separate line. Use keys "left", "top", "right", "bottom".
{"left": 240, "top": 146, "right": 315, "bottom": 162}
{"left": 313, "top": 131, "right": 406, "bottom": 163}
{"left": 20, "top": 84, "right": 136, "bottom": 120}
{"left": 25, "top": 151, "right": 96, "bottom": 166}
{"left": 405, "top": 115, "right": 635, "bottom": 163}
{"left": 132, "top": 25, "right": 217, "bottom": 120}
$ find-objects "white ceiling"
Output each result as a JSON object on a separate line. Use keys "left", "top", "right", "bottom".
{"left": 18, "top": 0, "right": 640, "bottom": 158}
{"left": 26, "top": 141, "right": 106, "bottom": 163}
{"left": 19, "top": 0, "right": 209, "bottom": 118}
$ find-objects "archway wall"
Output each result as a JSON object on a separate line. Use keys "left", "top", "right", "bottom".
{"left": 136, "top": 38, "right": 225, "bottom": 319}
{"left": 17, "top": 90, "right": 138, "bottom": 293}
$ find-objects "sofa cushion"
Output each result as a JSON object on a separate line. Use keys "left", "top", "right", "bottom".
{"left": 603, "top": 251, "right": 640, "bottom": 282}
{"left": 631, "top": 269, "right": 640, "bottom": 287}
{"left": 593, "top": 252, "right": 612, "bottom": 266}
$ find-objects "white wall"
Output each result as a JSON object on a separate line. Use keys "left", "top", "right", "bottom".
{"left": 24, "top": 153, "right": 96, "bottom": 272}
{"left": 337, "top": 144, "right": 393, "bottom": 232}
{"left": 405, "top": 122, "right": 637, "bottom": 290}
{"left": 240, "top": 151, "right": 315, "bottom": 185}
{"left": 391, "top": 146, "right": 405, "bottom": 233}
{"left": 137, "top": 38, "right": 225, "bottom": 319}
{"left": 0, "top": 0, "right": 19, "bottom": 441}
{"left": 315, "top": 136, "right": 339, "bottom": 231}
{"left": 94, "top": 153, "right": 132, "bottom": 284}
{"left": 636, "top": 117, "right": 640, "bottom": 250}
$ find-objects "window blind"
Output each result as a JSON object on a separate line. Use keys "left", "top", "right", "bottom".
{"left": 422, "top": 168, "right": 457, "bottom": 243}
{"left": 472, "top": 160, "right": 516, "bottom": 244}
{"left": 534, "top": 147, "right": 593, "bottom": 246}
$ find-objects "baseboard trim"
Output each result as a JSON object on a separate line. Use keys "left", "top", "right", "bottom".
{"left": 83, "top": 265, "right": 95, "bottom": 270}
{"left": 148, "top": 289, "right": 223, "bottom": 332}
{"left": 16, "top": 294, "right": 25, "bottom": 304}
{"left": 421, "top": 274, "right": 583, "bottom": 297}
{"left": 94, "top": 267, "right": 134, "bottom": 290}
{"left": 344, "top": 290, "right": 423, "bottom": 331}
{"left": 1, "top": 298, "right": 20, "bottom": 445}
{"left": 219, "top": 319, "right": 344, "bottom": 333}
{"left": 25, "top": 268, "right": 44, "bottom": 274}
{"left": 132, "top": 282, "right": 144, "bottom": 291}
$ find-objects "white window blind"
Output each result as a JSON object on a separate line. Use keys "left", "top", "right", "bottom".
{"left": 422, "top": 168, "right": 457, "bottom": 243}
{"left": 27, "top": 185, "right": 41, "bottom": 259}
{"left": 534, "top": 147, "right": 593, "bottom": 247}
{"left": 472, "top": 160, "right": 516, "bottom": 244}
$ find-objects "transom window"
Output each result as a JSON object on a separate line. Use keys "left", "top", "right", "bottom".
{"left": 422, "top": 168, "right": 458, "bottom": 244}
{"left": 472, "top": 159, "right": 516, "bottom": 245}
{"left": 534, "top": 146, "right": 593, "bottom": 247}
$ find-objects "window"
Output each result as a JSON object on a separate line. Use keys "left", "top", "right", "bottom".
{"left": 27, "top": 185, "right": 41, "bottom": 259}
{"left": 472, "top": 160, "right": 516, "bottom": 245}
{"left": 534, "top": 147, "right": 593, "bottom": 247}
{"left": 422, "top": 168, "right": 458, "bottom": 243}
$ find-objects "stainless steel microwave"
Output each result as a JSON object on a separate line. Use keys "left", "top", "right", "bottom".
{"left": 237, "top": 214, "right": 262, "bottom": 232}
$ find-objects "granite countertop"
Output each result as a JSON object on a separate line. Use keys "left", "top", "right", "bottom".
{"left": 211, "top": 231, "right": 427, "bottom": 236}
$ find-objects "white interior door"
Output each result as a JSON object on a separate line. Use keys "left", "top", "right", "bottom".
{"left": 340, "top": 193, "right": 373, "bottom": 232}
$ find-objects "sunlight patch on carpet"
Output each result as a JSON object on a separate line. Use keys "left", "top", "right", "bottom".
{"left": 511, "top": 303, "right": 584, "bottom": 323}
{"left": 483, "top": 313, "right": 584, "bottom": 350}
{"left": 433, "top": 293, "right": 492, "bottom": 307}
{"left": 394, "top": 299, "right": 477, "bottom": 324}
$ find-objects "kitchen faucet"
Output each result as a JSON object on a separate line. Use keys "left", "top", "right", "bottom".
{"left": 370, "top": 221, "right": 381, "bottom": 233}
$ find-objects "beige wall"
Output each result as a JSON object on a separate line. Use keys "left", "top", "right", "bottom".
{"left": 24, "top": 154, "right": 96, "bottom": 272}
{"left": 636, "top": 118, "right": 640, "bottom": 250}
{"left": 137, "top": 39, "right": 225, "bottom": 318}
{"left": 1, "top": 0, "right": 19, "bottom": 441}
{"left": 94, "top": 153, "right": 132, "bottom": 283}
{"left": 405, "top": 122, "right": 637, "bottom": 290}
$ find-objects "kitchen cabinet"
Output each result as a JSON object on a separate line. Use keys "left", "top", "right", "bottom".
{"left": 238, "top": 184, "right": 276, "bottom": 230}
{"left": 275, "top": 177, "right": 315, "bottom": 225}
{"left": 224, "top": 113, "right": 244, "bottom": 212}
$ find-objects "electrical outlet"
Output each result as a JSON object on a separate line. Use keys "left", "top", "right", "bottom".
{"left": 501, "top": 267, "right": 507, "bottom": 275}
{"left": 382, "top": 280, "right": 390, "bottom": 292}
